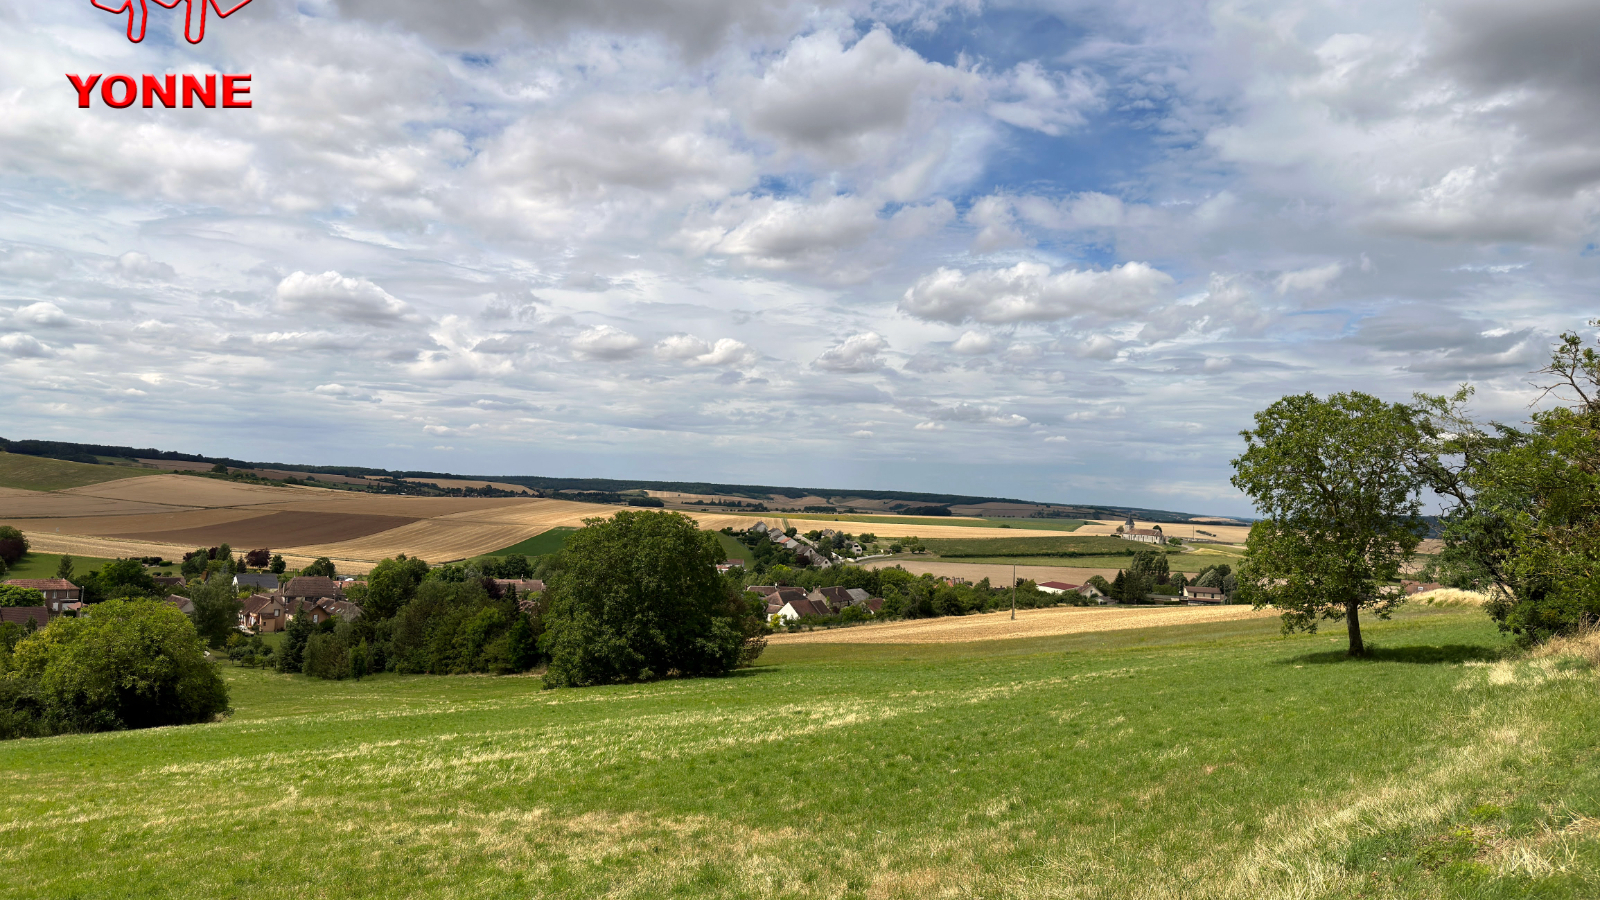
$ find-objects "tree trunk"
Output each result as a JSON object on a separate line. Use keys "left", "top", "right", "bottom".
{"left": 1346, "top": 600, "right": 1365, "bottom": 656}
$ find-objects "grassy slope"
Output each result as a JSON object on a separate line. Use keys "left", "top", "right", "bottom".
{"left": 3, "top": 608, "right": 1597, "bottom": 899}
{"left": 3, "top": 552, "right": 119, "bottom": 581}
{"left": 0, "top": 451, "right": 148, "bottom": 492}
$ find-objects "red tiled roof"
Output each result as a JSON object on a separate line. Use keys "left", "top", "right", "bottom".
{"left": 3, "top": 578, "right": 78, "bottom": 591}
{"left": 1039, "top": 581, "right": 1080, "bottom": 590}
{"left": 0, "top": 607, "right": 48, "bottom": 626}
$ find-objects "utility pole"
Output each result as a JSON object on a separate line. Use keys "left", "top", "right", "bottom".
{"left": 1011, "top": 563, "right": 1017, "bottom": 620}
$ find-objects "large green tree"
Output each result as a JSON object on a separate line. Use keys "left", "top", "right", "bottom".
{"left": 1412, "top": 328, "right": 1600, "bottom": 643}
{"left": 540, "top": 510, "right": 765, "bottom": 687}
{"left": 188, "top": 578, "right": 242, "bottom": 648}
{"left": 1231, "top": 392, "right": 1428, "bottom": 656}
{"left": 0, "top": 586, "right": 46, "bottom": 608}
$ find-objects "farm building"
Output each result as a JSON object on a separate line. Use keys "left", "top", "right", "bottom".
{"left": 1183, "top": 585, "right": 1225, "bottom": 605}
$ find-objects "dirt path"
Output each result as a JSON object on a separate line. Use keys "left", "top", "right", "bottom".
{"left": 767, "top": 604, "right": 1276, "bottom": 644}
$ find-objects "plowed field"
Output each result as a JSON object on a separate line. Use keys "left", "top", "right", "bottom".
{"left": 768, "top": 604, "right": 1275, "bottom": 644}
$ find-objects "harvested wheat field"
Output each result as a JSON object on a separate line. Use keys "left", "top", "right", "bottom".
{"left": 770, "top": 604, "right": 1275, "bottom": 644}
{"left": 282, "top": 519, "right": 551, "bottom": 564}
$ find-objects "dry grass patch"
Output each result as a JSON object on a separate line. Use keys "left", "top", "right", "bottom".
{"left": 769, "top": 604, "right": 1276, "bottom": 644}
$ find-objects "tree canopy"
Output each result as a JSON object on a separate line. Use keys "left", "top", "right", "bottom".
{"left": 1231, "top": 391, "right": 1427, "bottom": 655}
{"left": 540, "top": 510, "right": 765, "bottom": 687}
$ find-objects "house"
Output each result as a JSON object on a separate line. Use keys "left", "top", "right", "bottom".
{"left": 1183, "top": 585, "right": 1225, "bottom": 605}
{"left": 234, "top": 573, "right": 279, "bottom": 591}
{"left": 153, "top": 575, "right": 186, "bottom": 589}
{"left": 1037, "top": 581, "right": 1079, "bottom": 595}
{"left": 5, "top": 578, "right": 81, "bottom": 614}
{"left": 716, "top": 560, "right": 745, "bottom": 573}
{"left": 759, "top": 587, "right": 808, "bottom": 617}
{"left": 282, "top": 598, "right": 335, "bottom": 625}
{"left": 240, "top": 594, "right": 286, "bottom": 632}
{"left": 320, "top": 599, "right": 364, "bottom": 621}
{"left": 1077, "top": 582, "right": 1109, "bottom": 603}
{"left": 493, "top": 579, "right": 545, "bottom": 596}
{"left": 1116, "top": 514, "right": 1168, "bottom": 545}
{"left": 165, "top": 594, "right": 196, "bottom": 615}
{"left": 280, "top": 576, "right": 344, "bottom": 602}
{"left": 775, "top": 596, "right": 832, "bottom": 622}
{"left": 750, "top": 521, "right": 770, "bottom": 535}
{"left": 809, "top": 586, "right": 856, "bottom": 613}
{"left": 0, "top": 607, "right": 48, "bottom": 629}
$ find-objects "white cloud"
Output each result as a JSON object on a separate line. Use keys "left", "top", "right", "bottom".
{"left": 571, "top": 325, "right": 644, "bottom": 360}
{"left": 11, "top": 302, "right": 70, "bottom": 327}
{"left": 950, "top": 330, "right": 996, "bottom": 354}
{"left": 1275, "top": 263, "right": 1343, "bottom": 295}
{"left": 900, "top": 261, "right": 1174, "bottom": 324}
{"left": 655, "top": 334, "right": 755, "bottom": 366}
{"left": 276, "top": 271, "right": 413, "bottom": 325}
{"left": 814, "top": 331, "right": 888, "bottom": 372}
{"left": 0, "top": 334, "right": 53, "bottom": 358}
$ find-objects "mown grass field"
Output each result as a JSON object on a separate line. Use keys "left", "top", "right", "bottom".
{"left": 1, "top": 552, "right": 120, "bottom": 580}
{"left": 2, "top": 606, "right": 1597, "bottom": 898}
{"left": 0, "top": 451, "right": 146, "bottom": 492}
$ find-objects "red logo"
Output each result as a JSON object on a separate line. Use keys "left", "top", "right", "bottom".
{"left": 91, "top": 0, "right": 254, "bottom": 44}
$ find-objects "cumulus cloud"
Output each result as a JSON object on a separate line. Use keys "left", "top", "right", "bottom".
{"left": 743, "top": 26, "right": 972, "bottom": 165}
{"left": 10, "top": 302, "right": 70, "bottom": 327}
{"left": 814, "top": 332, "right": 888, "bottom": 372}
{"left": 0, "top": 334, "right": 53, "bottom": 358}
{"left": 655, "top": 334, "right": 755, "bottom": 366}
{"left": 571, "top": 325, "right": 644, "bottom": 360}
{"left": 276, "top": 271, "right": 413, "bottom": 325}
{"left": 950, "top": 330, "right": 996, "bottom": 354}
{"left": 900, "top": 261, "right": 1174, "bottom": 324}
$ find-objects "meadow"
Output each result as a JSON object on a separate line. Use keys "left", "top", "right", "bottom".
{"left": 1, "top": 551, "right": 119, "bottom": 580}
{"left": 0, "top": 451, "right": 145, "bottom": 492}
{"left": 489, "top": 527, "right": 579, "bottom": 557}
{"left": 2, "top": 606, "right": 1597, "bottom": 899}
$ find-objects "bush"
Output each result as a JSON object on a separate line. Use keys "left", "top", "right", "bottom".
{"left": 0, "top": 586, "right": 46, "bottom": 608}
{"left": 540, "top": 510, "right": 765, "bottom": 687}
{"left": 303, "top": 632, "right": 352, "bottom": 680}
{"left": 2, "top": 599, "right": 229, "bottom": 737}
{"left": 0, "top": 526, "right": 28, "bottom": 567}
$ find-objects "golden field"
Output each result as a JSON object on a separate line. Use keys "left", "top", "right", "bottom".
{"left": 768, "top": 604, "right": 1276, "bottom": 644}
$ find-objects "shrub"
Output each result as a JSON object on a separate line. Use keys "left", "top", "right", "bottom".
{"left": 303, "top": 632, "right": 352, "bottom": 680}
{"left": 0, "top": 586, "right": 46, "bottom": 608}
{"left": 0, "top": 526, "right": 28, "bottom": 567}
{"left": 4, "top": 599, "right": 229, "bottom": 736}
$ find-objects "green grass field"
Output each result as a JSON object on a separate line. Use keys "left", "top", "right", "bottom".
{"left": 2, "top": 552, "right": 120, "bottom": 581}
{"left": 488, "top": 527, "right": 579, "bottom": 557}
{"left": 3, "top": 606, "right": 1597, "bottom": 898}
{"left": 0, "top": 451, "right": 148, "bottom": 492}
{"left": 722, "top": 511, "right": 1086, "bottom": 531}
{"left": 713, "top": 531, "right": 750, "bottom": 566}
{"left": 921, "top": 534, "right": 1135, "bottom": 558}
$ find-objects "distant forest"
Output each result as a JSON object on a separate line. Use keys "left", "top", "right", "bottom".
{"left": 0, "top": 435, "right": 1222, "bottom": 522}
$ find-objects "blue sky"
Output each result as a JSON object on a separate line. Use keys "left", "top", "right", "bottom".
{"left": 2, "top": 0, "right": 1597, "bottom": 514}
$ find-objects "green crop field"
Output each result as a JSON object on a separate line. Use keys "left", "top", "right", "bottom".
{"left": 2, "top": 552, "right": 120, "bottom": 581}
{"left": 0, "top": 451, "right": 148, "bottom": 492}
{"left": 922, "top": 534, "right": 1136, "bottom": 558}
{"left": 3, "top": 606, "right": 1598, "bottom": 898}
{"left": 488, "top": 527, "right": 579, "bottom": 557}
{"left": 723, "top": 511, "right": 1086, "bottom": 531}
